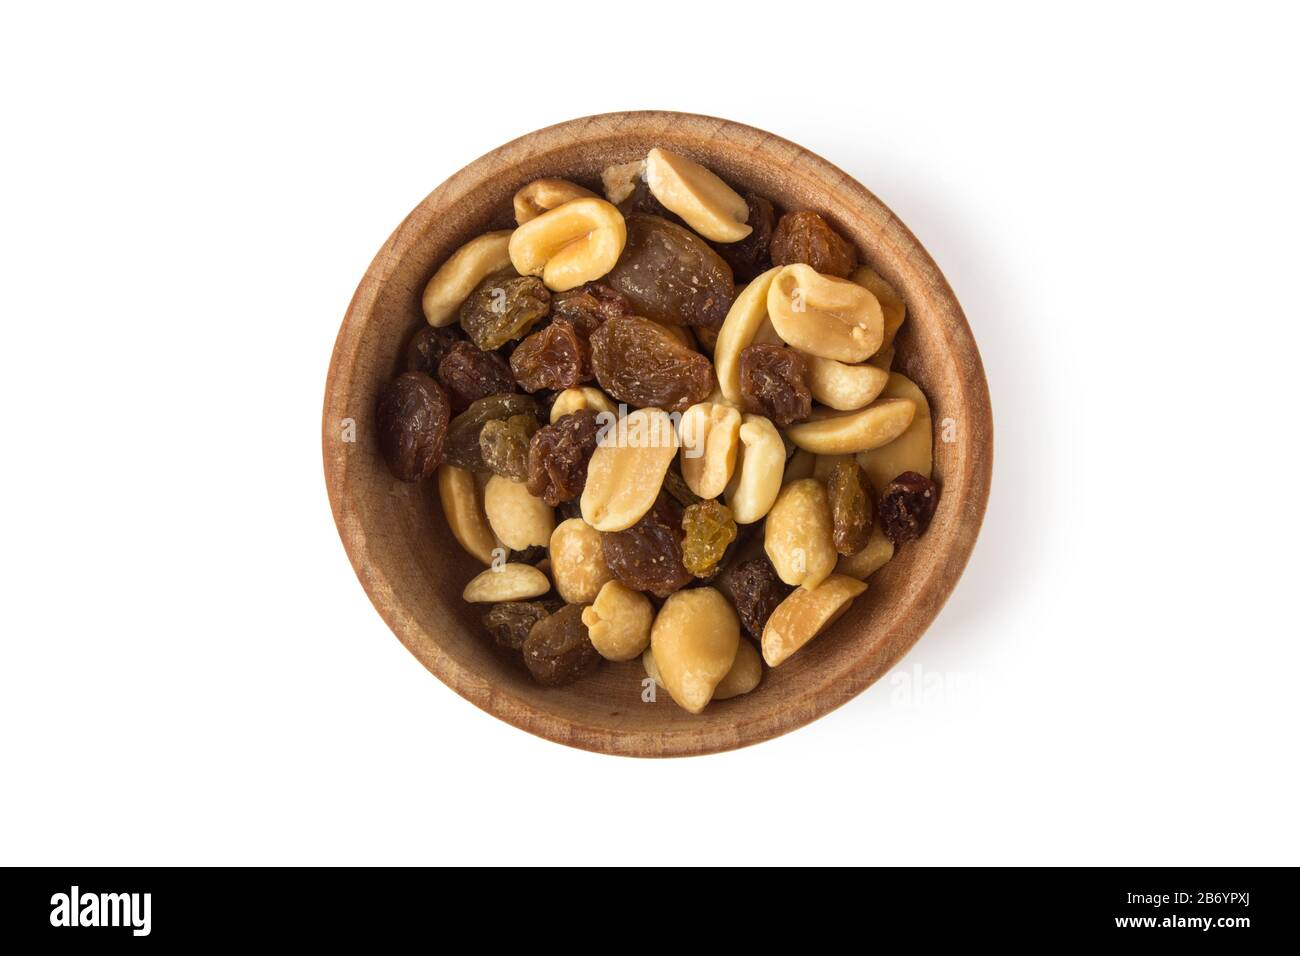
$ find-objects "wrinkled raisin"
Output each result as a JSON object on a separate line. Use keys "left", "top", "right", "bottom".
{"left": 604, "top": 214, "right": 734, "bottom": 330}
{"left": 437, "top": 341, "right": 516, "bottom": 412}
{"left": 681, "top": 500, "right": 738, "bottom": 578}
{"left": 769, "top": 210, "right": 858, "bottom": 278}
{"left": 602, "top": 496, "right": 692, "bottom": 599}
{"left": 458, "top": 273, "right": 550, "bottom": 350}
{"left": 478, "top": 414, "right": 538, "bottom": 481}
{"left": 827, "top": 458, "right": 874, "bottom": 555}
{"left": 375, "top": 371, "right": 450, "bottom": 482}
{"left": 614, "top": 176, "right": 680, "bottom": 223}
{"left": 662, "top": 465, "right": 701, "bottom": 509}
{"left": 404, "top": 324, "right": 462, "bottom": 375}
{"left": 712, "top": 193, "right": 776, "bottom": 282}
{"left": 482, "top": 599, "right": 561, "bottom": 651}
{"left": 510, "top": 319, "right": 589, "bottom": 393}
{"left": 526, "top": 408, "right": 601, "bottom": 506}
{"left": 878, "top": 471, "right": 939, "bottom": 545}
{"left": 551, "top": 282, "right": 632, "bottom": 338}
{"left": 590, "top": 316, "right": 713, "bottom": 413}
{"left": 522, "top": 604, "right": 601, "bottom": 686}
{"left": 729, "top": 557, "right": 792, "bottom": 638}
{"left": 739, "top": 343, "right": 812, "bottom": 426}
{"left": 443, "top": 393, "right": 541, "bottom": 471}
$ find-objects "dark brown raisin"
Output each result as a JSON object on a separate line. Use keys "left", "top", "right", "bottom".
{"left": 443, "top": 393, "right": 541, "bottom": 471}
{"left": 510, "top": 319, "right": 589, "bottom": 393}
{"left": 403, "top": 324, "right": 462, "bottom": 375}
{"left": 827, "top": 458, "right": 874, "bottom": 555}
{"left": 662, "top": 465, "right": 702, "bottom": 509}
{"left": 522, "top": 604, "right": 601, "bottom": 686}
{"left": 738, "top": 343, "right": 812, "bottom": 426}
{"left": 681, "top": 500, "right": 738, "bottom": 578}
{"left": 711, "top": 193, "right": 776, "bottom": 282}
{"left": 878, "top": 471, "right": 940, "bottom": 545}
{"left": 602, "top": 496, "right": 692, "bottom": 599}
{"left": 478, "top": 414, "right": 539, "bottom": 481}
{"left": 729, "top": 557, "right": 793, "bottom": 638}
{"left": 482, "top": 600, "right": 561, "bottom": 651}
{"left": 604, "top": 214, "right": 735, "bottom": 330}
{"left": 615, "top": 176, "right": 680, "bottom": 223}
{"left": 551, "top": 282, "right": 632, "bottom": 338}
{"left": 526, "top": 408, "right": 602, "bottom": 506}
{"left": 589, "top": 316, "right": 713, "bottom": 413}
{"left": 437, "top": 341, "right": 516, "bottom": 413}
{"left": 769, "top": 210, "right": 858, "bottom": 278}
{"left": 375, "top": 371, "right": 450, "bottom": 482}
{"left": 458, "top": 273, "right": 551, "bottom": 350}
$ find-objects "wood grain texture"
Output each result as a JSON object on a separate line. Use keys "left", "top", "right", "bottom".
{"left": 322, "top": 111, "right": 993, "bottom": 757}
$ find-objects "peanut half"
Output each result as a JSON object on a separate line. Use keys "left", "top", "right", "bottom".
{"left": 679, "top": 401, "right": 742, "bottom": 500}
{"left": 644, "top": 147, "right": 751, "bottom": 243}
{"left": 762, "top": 573, "right": 868, "bottom": 667}
{"left": 582, "top": 580, "right": 653, "bottom": 661}
{"left": 513, "top": 178, "right": 597, "bottom": 225}
{"left": 580, "top": 407, "right": 679, "bottom": 532}
{"left": 856, "top": 372, "right": 933, "bottom": 493}
{"left": 723, "top": 413, "right": 785, "bottom": 524}
{"left": 714, "top": 266, "right": 781, "bottom": 404}
{"left": 649, "top": 588, "right": 740, "bottom": 714}
{"left": 549, "top": 517, "right": 614, "bottom": 604}
{"left": 806, "top": 355, "right": 890, "bottom": 411}
{"left": 836, "top": 520, "right": 895, "bottom": 579}
{"left": 437, "top": 463, "right": 500, "bottom": 565}
{"left": 850, "top": 265, "right": 906, "bottom": 351}
{"left": 784, "top": 398, "right": 915, "bottom": 455}
{"left": 549, "top": 386, "right": 616, "bottom": 423}
{"left": 422, "top": 230, "right": 514, "bottom": 327}
{"left": 764, "top": 478, "right": 837, "bottom": 589}
{"left": 462, "top": 563, "right": 551, "bottom": 603}
{"left": 643, "top": 638, "right": 762, "bottom": 701}
{"left": 508, "top": 197, "right": 627, "bottom": 292}
{"left": 768, "top": 263, "right": 884, "bottom": 362}
{"left": 601, "top": 159, "right": 645, "bottom": 205}
{"left": 483, "top": 475, "right": 554, "bottom": 552}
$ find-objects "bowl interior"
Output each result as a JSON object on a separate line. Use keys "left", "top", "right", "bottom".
{"left": 323, "top": 112, "right": 991, "bottom": 756}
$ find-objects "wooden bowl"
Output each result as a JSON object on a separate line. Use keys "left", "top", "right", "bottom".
{"left": 322, "top": 111, "right": 992, "bottom": 756}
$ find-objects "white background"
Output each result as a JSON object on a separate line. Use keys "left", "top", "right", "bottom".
{"left": 1, "top": 1, "right": 1296, "bottom": 866}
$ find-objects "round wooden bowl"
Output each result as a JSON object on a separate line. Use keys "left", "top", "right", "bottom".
{"left": 322, "top": 111, "right": 992, "bottom": 757}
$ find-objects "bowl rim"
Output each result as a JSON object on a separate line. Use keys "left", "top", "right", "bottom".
{"left": 322, "top": 110, "right": 993, "bottom": 757}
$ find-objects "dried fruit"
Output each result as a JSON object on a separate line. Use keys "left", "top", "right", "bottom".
{"left": 827, "top": 458, "right": 873, "bottom": 555}
{"left": 478, "top": 414, "right": 538, "bottom": 482}
{"left": 522, "top": 603, "right": 602, "bottom": 686}
{"left": 729, "top": 557, "right": 793, "bottom": 639}
{"left": 510, "top": 318, "right": 588, "bottom": 392}
{"left": 681, "top": 499, "right": 738, "bottom": 578}
{"left": 458, "top": 273, "right": 551, "bottom": 350}
{"left": 551, "top": 281, "right": 633, "bottom": 338}
{"left": 589, "top": 316, "right": 713, "bottom": 413}
{"left": 602, "top": 496, "right": 692, "bottom": 599}
{"left": 437, "top": 341, "right": 516, "bottom": 413}
{"left": 878, "top": 471, "right": 939, "bottom": 545}
{"left": 375, "top": 371, "right": 450, "bottom": 482}
{"left": 712, "top": 193, "right": 776, "bottom": 282}
{"left": 769, "top": 210, "right": 858, "bottom": 278}
{"left": 482, "top": 600, "right": 560, "bottom": 651}
{"left": 404, "top": 324, "right": 462, "bottom": 375}
{"left": 604, "top": 214, "right": 735, "bottom": 330}
{"left": 443, "top": 393, "right": 541, "bottom": 471}
{"left": 662, "top": 465, "right": 702, "bottom": 509}
{"left": 526, "top": 408, "right": 601, "bottom": 506}
{"left": 739, "top": 344, "right": 812, "bottom": 426}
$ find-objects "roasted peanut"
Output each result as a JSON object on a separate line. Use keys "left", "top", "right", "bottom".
{"left": 723, "top": 413, "right": 785, "bottom": 524}
{"left": 850, "top": 265, "right": 906, "bottom": 351}
{"left": 484, "top": 475, "right": 554, "bottom": 551}
{"left": 643, "top": 638, "right": 761, "bottom": 701}
{"left": 783, "top": 448, "right": 816, "bottom": 484}
{"left": 714, "top": 266, "right": 780, "bottom": 403}
{"left": 764, "top": 478, "right": 837, "bottom": 589}
{"left": 867, "top": 345, "right": 894, "bottom": 371}
{"left": 513, "top": 178, "right": 598, "bottom": 225}
{"left": 679, "top": 401, "right": 742, "bottom": 499}
{"left": 422, "top": 231, "right": 514, "bottom": 327}
{"left": 582, "top": 580, "right": 653, "bottom": 661}
{"left": 549, "top": 386, "right": 616, "bottom": 423}
{"left": 761, "top": 573, "right": 868, "bottom": 666}
{"left": 462, "top": 563, "right": 551, "bottom": 603}
{"left": 437, "top": 463, "right": 500, "bottom": 565}
{"left": 835, "top": 520, "right": 895, "bottom": 579}
{"left": 601, "top": 159, "right": 645, "bottom": 205}
{"left": 650, "top": 587, "right": 740, "bottom": 714}
{"left": 857, "top": 373, "right": 933, "bottom": 493}
{"left": 580, "top": 407, "right": 679, "bottom": 531}
{"left": 806, "top": 355, "right": 890, "bottom": 411}
{"left": 508, "top": 197, "right": 627, "bottom": 292}
{"left": 768, "top": 264, "right": 884, "bottom": 362}
{"left": 785, "top": 398, "right": 915, "bottom": 454}
{"left": 644, "top": 147, "right": 751, "bottom": 243}
{"left": 549, "top": 517, "right": 613, "bottom": 604}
